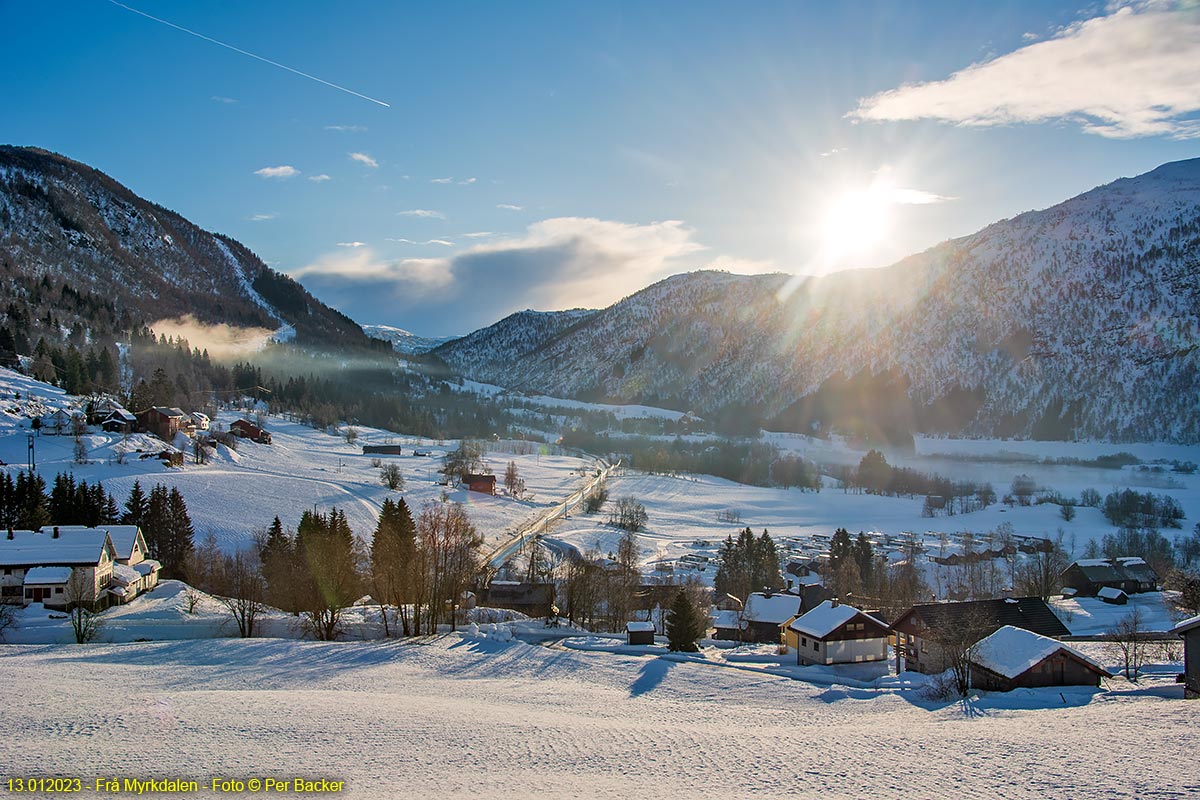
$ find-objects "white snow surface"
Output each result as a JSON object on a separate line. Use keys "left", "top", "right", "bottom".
{"left": 22, "top": 565, "right": 71, "bottom": 583}
{"left": 0, "top": 633, "right": 1194, "bottom": 799}
{"left": 972, "top": 625, "right": 1108, "bottom": 679}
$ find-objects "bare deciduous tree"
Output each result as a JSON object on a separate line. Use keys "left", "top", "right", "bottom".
{"left": 1106, "top": 606, "right": 1149, "bottom": 682}
{"left": 213, "top": 549, "right": 266, "bottom": 638}
{"left": 64, "top": 569, "right": 102, "bottom": 644}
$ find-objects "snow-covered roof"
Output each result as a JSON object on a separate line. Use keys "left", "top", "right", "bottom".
{"left": 133, "top": 559, "right": 160, "bottom": 576}
{"left": 0, "top": 529, "right": 114, "bottom": 567}
{"left": 626, "top": 621, "right": 655, "bottom": 633}
{"left": 1061, "top": 587, "right": 1077, "bottom": 597}
{"left": 971, "top": 625, "right": 1109, "bottom": 680}
{"left": 1097, "top": 586, "right": 1127, "bottom": 600}
{"left": 110, "top": 563, "right": 140, "bottom": 585}
{"left": 46, "top": 525, "right": 143, "bottom": 560}
{"left": 711, "top": 609, "right": 741, "bottom": 630}
{"left": 104, "top": 408, "right": 136, "bottom": 422}
{"left": 1173, "top": 614, "right": 1200, "bottom": 635}
{"left": 742, "top": 592, "right": 803, "bottom": 624}
{"left": 788, "top": 601, "right": 885, "bottom": 639}
{"left": 107, "top": 585, "right": 128, "bottom": 597}
{"left": 1074, "top": 557, "right": 1146, "bottom": 567}
{"left": 792, "top": 573, "right": 823, "bottom": 587}
{"left": 23, "top": 566, "right": 72, "bottom": 584}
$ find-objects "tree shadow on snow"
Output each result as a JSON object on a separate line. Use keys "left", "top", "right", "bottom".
{"left": 629, "top": 657, "right": 675, "bottom": 697}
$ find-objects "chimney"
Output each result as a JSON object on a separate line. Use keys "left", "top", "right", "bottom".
{"left": 6, "top": 528, "right": 12, "bottom": 540}
{"left": 831, "top": 597, "right": 839, "bottom": 608}
{"left": 53, "top": 526, "right": 59, "bottom": 539}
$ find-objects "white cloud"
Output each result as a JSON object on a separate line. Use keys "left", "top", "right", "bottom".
{"left": 497, "top": 203, "right": 524, "bottom": 211}
{"left": 211, "top": 95, "right": 237, "bottom": 104}
{"left": 349, "top": 152, "right": 379, "bottom": 168}
{"left": 337, "top": 241, "right": 367, "bottom": 248}
{"left": 308, "top": 174, "right": 332, "bottom": 183}
{"left": 248, "top": 213, "right": 277, "bottom": 221}
{"left": 253, "top": 165, "right": 299, "bottom": 179}
{"left": 461, "top": 231, "right": 494, "bottom": 239}
{"left": 850, "top": 2, "right": 1200, "bottom": 139}
{"left": 397, "top": 209, "right": 445, "bottom": 219}
{"left": 458, "top": 177, "right": 477, "bottom": 185}
{"left": 292, "top": 249, "right": 452, "bottom": 292}
{"left": 430, "top": 177, "right": 454, "bottom": 184}
{"left": 325, "top": 124, "right": 366, "bottom": 132}
{"left": 386, "top": 238, "right": 456, "bottom": 246}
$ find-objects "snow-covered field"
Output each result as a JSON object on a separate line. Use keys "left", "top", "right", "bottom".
{"left": 1, "top": 634, "right": 1194, "bottom": 799}
{"left": 0, "top": 369, "right": 598, "bottom": 553}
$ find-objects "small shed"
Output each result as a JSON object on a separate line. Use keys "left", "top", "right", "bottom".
{"left": 1173, "top": 614, "right": 1200, "bottom": 699}
{"left": 626, "top": 621, "right": 656, "bottom": 645}
{"left": 737, "top": 591, "right": 803, "bottom": 644}
{"left": 461, "top": 473, "right": 497, "bottom": 495}
{"left": 1097, "top": 586, "right": 1128, "bottom": 605}
{"left": 970, "top": 625, "right": 1110, "bottom": 691}
{"left": 1060, "top": 557, "right": 1158, "bottom": 596}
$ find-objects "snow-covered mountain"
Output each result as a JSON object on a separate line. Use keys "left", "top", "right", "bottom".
{"left": 432, "top": 308, "right": 596, "bottom": 376}
{"left": 360, "top": 324, "right": 456, "bottom": 355}
{"left": 0, "top": 146, "right": 382, "bottom": 351}
{"left": 434, "top": 159, "right": 1200, "bottom": 443}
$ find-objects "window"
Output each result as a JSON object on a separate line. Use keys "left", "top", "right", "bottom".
{"left": 24, "top": 589, "right": 33, "bottom": 599}
{"left": 54, "top": 588, "right": 63, "bottom": 594}
{"left": 2, "top": 568, "right": 10, "bottom": 575}
{"left": 814, "top": 642, "right": 820, "bottom": 652}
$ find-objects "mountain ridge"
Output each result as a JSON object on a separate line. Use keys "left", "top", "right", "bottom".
{"left": 434, "top": 158, "right": 1200, "bottom": 443}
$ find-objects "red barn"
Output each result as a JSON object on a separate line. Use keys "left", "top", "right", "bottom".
{"left": 230, "top": 419, "right": 272, "bottom": 444}
{"left": 461, "top": 473, "right": 496, "bottom": 495}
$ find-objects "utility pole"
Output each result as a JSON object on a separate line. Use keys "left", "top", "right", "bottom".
{"left": 27, "top": 433, "right": 35, "bottom": 471}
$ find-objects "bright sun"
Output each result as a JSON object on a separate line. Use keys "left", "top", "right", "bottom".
{"left": 820, "top": 177, "right": 897, "bottom": 258}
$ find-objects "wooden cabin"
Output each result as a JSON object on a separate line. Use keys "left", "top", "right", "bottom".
{"left": 1174, "top": 614, "right": 1200, "bottom": 699}
{"left": 1060, "top": 557, "right": 1158, "bottom": 596}
{"left": 969, "top": 625, "right": 1110, "bottom": 691}
{"left": 230, "top": 418, "right": 272, "bottom": 444}
{"left": 461, "top": 473, "right": 497, "bottom": 495}
{"left": 890, "top": 597, "right": 1071, "bottom": 675}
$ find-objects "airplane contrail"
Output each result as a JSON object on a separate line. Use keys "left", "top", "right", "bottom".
{"left": 104, "top": 0, "right": 390, "bottom": 108}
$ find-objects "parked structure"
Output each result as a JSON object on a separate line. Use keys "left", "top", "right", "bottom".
{"left": 1174, "top": 614, "right": 1200, "bottom": 699}
{"left": 1097, "top": 586, "right": 1128, "bottom": 605}
{"left": 626, "top": 621, "right": 656, "bottom": 645}
{"left": 230, "top": 419, "right": 272, "bottom": 444}
{"left": 786, "top": 599, "right": 890, "bottom": 666}
{"left": 461, "top": 473, "right": 497, "bottom": 495}
{"left": 100, "top": 408, "right": 136, "bottom": 434}
{"left": 890, "top": 597, "right": 1070, "bottom": 675}
{"left": 969, "top": 626, "right": 1110, "bottom": 690}
{"left": 1060, "top": 557, "right": 1158, "bottom": 596}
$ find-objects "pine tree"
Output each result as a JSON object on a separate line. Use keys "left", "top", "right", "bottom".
{"left": 666, "top": 589, "right": 706, "bottom": 652}
{"left": 122, "top": 481, "right": 147, "bottom": 527}
{"left": 165, "top": 488, "right": 195, "bottom": 577}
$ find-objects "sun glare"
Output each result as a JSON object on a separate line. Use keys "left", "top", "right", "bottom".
{"left": 820, "top": 177, "right": 897, "bottom": 259}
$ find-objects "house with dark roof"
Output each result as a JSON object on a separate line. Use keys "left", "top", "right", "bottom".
{"left": 786, "top": 599, "right": 890, "bottom": 666}
{"left": 1174, "top": 614, "right": 1200, "bottom": 699}
{"left": 890, "top": 597, "right": 1071, "bottom": 675}
{"left": 713, "top": 590, "right": 804, "bottom": 643}
{"left": 230, "top": 418, "right": 272, "bottom": 444}
{"left": 970, "top": 626, "right": 1110, "bottom": 691}
{"left": 1060, "top": 557, "right": 1158, "bottom": 596}
{"left": 478, "top": 581, "right": 555, "bottom": 617}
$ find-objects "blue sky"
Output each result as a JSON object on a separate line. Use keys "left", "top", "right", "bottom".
{"left": 4, "top": 1, "right": 1199, "bottom": 335}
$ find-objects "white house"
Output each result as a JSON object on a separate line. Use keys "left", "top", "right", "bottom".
{"left": 48, "top": 525, "right": 160, "bottom": 599}
{"left": 1, "top": 527, "right": 117, "bottom": 610}
{"left": 786, "top": 600, "right": 890, "bottom": 666}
